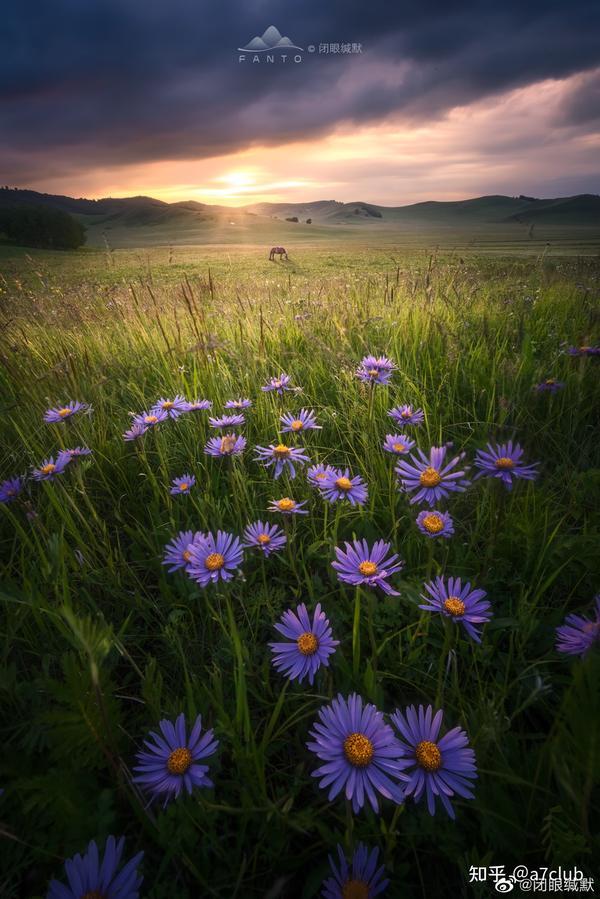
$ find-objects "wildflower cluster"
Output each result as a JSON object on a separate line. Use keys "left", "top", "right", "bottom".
{"left": 3, "top": 352, "right": 594, "bottom": 898}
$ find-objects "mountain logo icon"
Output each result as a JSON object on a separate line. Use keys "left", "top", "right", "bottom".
{"left": 238, "top": 25, "right": 304, "bottom": 52}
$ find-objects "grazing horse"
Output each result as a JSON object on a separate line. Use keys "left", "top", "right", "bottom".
{"left": 269, "top": 246, "right": 288, "bottom": 261}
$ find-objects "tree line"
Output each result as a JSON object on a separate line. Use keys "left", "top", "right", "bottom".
{"left": 0, "top": 205, "right": 86, "bottom": 249}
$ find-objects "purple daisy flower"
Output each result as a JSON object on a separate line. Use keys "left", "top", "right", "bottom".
{"left": 332, "top": 539, "right": 403, "bottom": 596}
{"left": 185, "top": 398, "right": 212, "bottom": 412}
{"left": 307, "top": 693, "right": 408, "bottom": 814}
{"left": 534, "top": 378, "right": 565, "bottom": 393}
{"left": 204, "top": 433, "right": 246, "bottom": 457}
{"left": 419, "top": 576, "right": 491, "bottom": 642}
{"left": 280, "top": 408, "right": 321, "bottom": 433}
{"left": 322, "top": 843, "right": 389, "bottom": 899}
{"left": 47, "top": 835, "right": 143, "bottom": 899}
{"left": 57, "top": 447, "right": 92, "bottom": 464}
{"left": 133, "top": 712, "right": 218, "bottom": 805}
{"left": 186, "top": 530, "right": 243, "bottom": 587}
{"left": 43, "top": 401, "right": 88, "bottom": 423}
{"left": 268, "top": 497, "right": 309, "bottom": 515}
{"left": 416, "top": 509, "right": 454, "bottom": 540}
{"left": 355, "top": 354, "right": 395, "bottom": 386}
{"left": 319, "top": 468, "right": 368, "bottom": 506}
{"left": 243, "top": 520, "right": 287, "bottom": 556}
{"left": 269, "top": 602, "right": 339, "bottom": 685}
{"left": 383, "top": 433, "right": 416, "bottom": 456}
{"left": 307, "top": 463, "right": 337, "bottom": 487}
{"left": 123, "top": 422, "right": 147, "bottom": 442}
{"left": 261, "top": 372, "right": 293, "bottom": 394}
{"left": 151, "top": 395, "right": 188, "bottom": 419}
{"left": 32, "top": 455, "right": 71, "bottom": 482}
{"left": 473, "top": 440, "right": 539, "bottom": 491}
{"left": 224, "top": 398, "right": 252, "bottom": 410}
{"left": 555, "top": 596, "right": 600, "bottom": 657}
{"left": 254, "top": 443, "right": 310, "bottom": 479}
{"left": 162, "top": 530, "right": 205, "bottom": 573}
{"left": 0, "top": 476, "right": 24, "bottom": 504}
{"left": 395, "top": 446, "right": 470, "bottom": 506}
{"left": 208, "top": 413, "right": 246, "bottom": 429}
{"left": 388, "top": 405, "right": 425, "bottom": 427}
{"left": 170, "top": 473, "right": 196, "bottom": 496}
{"left": 372, "top": 355, "right": 396, "bottom": 371}
{"left": 132, "top": 409, "right": 168, "bottom": 429}
{"left": 390, "top": 704, "right": 477, "bottom": 818}
{"left": 566, "top": 345, "right": 600, "bottom": 357}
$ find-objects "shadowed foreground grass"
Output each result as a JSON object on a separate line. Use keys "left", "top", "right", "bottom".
{"left": 0, "top": 247, "right": 599, "bottom": 897}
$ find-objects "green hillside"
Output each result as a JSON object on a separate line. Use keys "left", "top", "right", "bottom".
{"left": 0, "top": 188, "right": 599, "bottom": 251}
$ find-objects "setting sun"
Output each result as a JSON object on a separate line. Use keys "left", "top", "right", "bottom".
{"left": 218, "top": 170, "right": 256, "bottom": 188}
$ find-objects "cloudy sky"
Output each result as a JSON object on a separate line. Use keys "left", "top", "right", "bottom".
{"left": 2, "top": 0, "right": 599, "bottom": 205}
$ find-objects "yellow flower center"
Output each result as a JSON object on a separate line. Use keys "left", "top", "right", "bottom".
{"left": 220, "top": 435, "right": 237, "bottom": 453}
{"left": 297, "top": 632, "right": 318, "bottom": 655}
{"left": 545, "top": 379, "right": 555, "bottom": 385}
{"left": 58, "top": 407, "right": 71, "bottom": 417}
{"left": 178, "top": 482, "right": 189, "bottom": 491}
{"left": 335, "top": 476, "right": 353, "bottom": 491}
{"left": 343, "top": 732, "right": 374, "bottom": 767}
{"left": 145, "top": 415, "right": 158, "bottom": 424}
{"left": 274, "top": 444, "right": 291, "bottom": 456}
{"left": 420, "top": 466, "right": 441, "bottom": 487}
{"left": 358, "top": 560, "right": 378, "bottom": 577}
{"left": 444, "top": 597, "right": 466, "bottom": 617}
{"left": 401, "top": 410, "right": 411, "bottom": 418}
{"left": 367, "top": 368, "right": 379, "bottom": 377}
{"left": 495, "top": 457, "right": 514, "bottom": 469}
{"left": 274, "top": 380, "right": 282, "bottom": 388}
{"left": 316, "top": 472, "right": 327, "bottom": 479}
{"left": 182, "top": 550, "right": 192, "bottom": 562}
{"left": 291, "top": 419, "right": 304, "bottom": 431}
{"left": 422, "top": 513, "right": 444, "bottom": 534}
{"left": 393, "top": 442, "right": 406, "bottom": 453}
{"left": 162, "top": 401, "right": 174, "bottom": 409}
{"left": 257, "top": 533, "right": 271, "bottom": 545}
{"left": 40, "top": 463, "right": 56, "bottom": 474}
{"left": 167, "top": 746, "right": 193, "bottom": 775}
{"left": 342, "top": 881, "right": 369, "bottom": 899}
{"left": 579, "top": 346, "right": 590, "bottom": 352}
{"left": 415, "top": 740, "right": 442, "bottom": 771}
{"left": 277, "top": 498, "right": 295, "bottom": 511}
{"left": 205, "top": 552, "right": 225, "bottom": 571}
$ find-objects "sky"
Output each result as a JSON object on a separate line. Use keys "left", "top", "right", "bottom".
{"left": 1, "top": 0, "right": 600, "bottom": 206}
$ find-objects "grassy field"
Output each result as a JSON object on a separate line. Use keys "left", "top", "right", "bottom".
{"left": 84, "top": 217, "right": 600, "bottom": 255}
{"left": 0, "top": 243, "right": 599, "bottom": 898}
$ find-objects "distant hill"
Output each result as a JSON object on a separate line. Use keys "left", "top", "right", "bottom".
{"left": 0, "top": 187, "right": 598, "bottom": 248}
{"left": 246, "top": 194, "right": 600, "bottom": 225}
{"left": 501, "top": 195, "right": 600, "bottom": 225}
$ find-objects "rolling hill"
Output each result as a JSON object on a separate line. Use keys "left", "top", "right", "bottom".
{"left": 1, "top": 187, "right": 599, "bottom": 250}
{"left": 244, "top": 194, "right": 600, "bottom": 225}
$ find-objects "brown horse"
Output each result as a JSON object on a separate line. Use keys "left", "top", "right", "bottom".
{"left": 269, "top": 246, "right": 288, "bottom": 261}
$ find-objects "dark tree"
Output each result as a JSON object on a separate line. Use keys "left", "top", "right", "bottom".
{"left": 0, "top": 206, "right": 86, "bottom": 249}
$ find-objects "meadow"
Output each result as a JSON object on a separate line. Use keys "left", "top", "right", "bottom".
{"left": 0, "top": 243, "right": 599, "bottom": 898}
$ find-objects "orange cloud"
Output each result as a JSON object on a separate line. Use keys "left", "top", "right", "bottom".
{"left": 25, "top": 70, "right": 600, "bottom": 204}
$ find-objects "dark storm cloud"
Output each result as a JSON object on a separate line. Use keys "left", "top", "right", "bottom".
{"left": 1, "top": 0, "right": 599, "bottom": 183}
{"left": 555, "top": 68, "right": 600, "bottom": 125}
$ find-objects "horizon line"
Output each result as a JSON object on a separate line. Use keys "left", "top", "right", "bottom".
{"left": 2, "top": 186, "right": 599, "bottom": 209}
